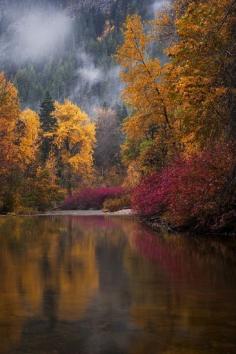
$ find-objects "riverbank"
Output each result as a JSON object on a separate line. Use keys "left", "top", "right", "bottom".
{"left": 141, "top": 216, "right": 236, "bottom": 237}
{"left": 0, "top": 209, "right": 133, "bottom": 217}
{"left": 39, "top": 209, "right": 133, "bottom": 217}
{"left": 2, "top": 209, "right": 234, "bottom": 236}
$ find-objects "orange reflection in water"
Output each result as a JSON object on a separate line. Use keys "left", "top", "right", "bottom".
{"left": 0, "top": 216, "right": 236, "bottom": 354}
{"left": 0, "top": 216, "right": 99, "bottom": 352}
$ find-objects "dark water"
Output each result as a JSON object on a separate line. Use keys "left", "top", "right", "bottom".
{"left": 0, "top": 216, "right": 236, "bottom": 354}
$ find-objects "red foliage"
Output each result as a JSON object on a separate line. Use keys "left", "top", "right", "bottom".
{"left": 62, "top": 186, "right": 125, "bottom": 210}
{"left": 131, "top": 172, "right": 168, "bottom": 216}
{"left": 132, "top": 143, "right": 235, "bottom": 229}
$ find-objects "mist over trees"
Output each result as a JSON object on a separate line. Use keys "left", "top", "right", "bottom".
{"left": 0, "top": 0, "right": 154, "bottom": 111}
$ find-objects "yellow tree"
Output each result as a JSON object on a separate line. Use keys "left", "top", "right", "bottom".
{"left": 163, "top": 0, "right": 236, "bottom": 152}
{"left": 116, "top": 15, "right": 175, "bottom": 178}
{"left": 0, "top": 72, "right": 20, "bottom": 174}
{"left": 0, "top": 73, "right": 21, "bottom": 211}
{"left": 53, "top": 100, "right": 96, "bottom": 193}
{"left": 16, "top": 109, "right": 40, "bottom": 167}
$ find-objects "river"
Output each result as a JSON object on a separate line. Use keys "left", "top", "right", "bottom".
{"left": 0, "top": 215, "right": 236, "bottom": 354}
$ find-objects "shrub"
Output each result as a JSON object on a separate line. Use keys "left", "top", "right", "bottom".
{"left": 103, "top": 195, "right": 130, "bottom": 212}
{"left": 131, "top": 172, "right": 168, "bottom": 217}
{"left": 132, "top": 143, "right": 235, "bottom": 231}
{"left": 62, "top": 186, "right": 125, "bottom": 210}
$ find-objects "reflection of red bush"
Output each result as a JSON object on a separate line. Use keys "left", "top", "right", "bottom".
{"left": 133, "top": 230, "right": 193, "bottom": 283}
{"left": 132, "top": 143, "right": 235, "bottom": 230}
{"left": 62, "top": 187, "right": 125, "bottom": 210}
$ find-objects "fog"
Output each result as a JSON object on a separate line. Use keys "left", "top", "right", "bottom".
{"left": 73, "top": 51, "right": 122, "bottom": 115}
{"left": 0, "top": 6, "right": 73, "bottom": 64}
{"left": 77, "top": 52, "right": 103, "bottom": 86}
{"left": 151, "top": 0, "right": 170, "bottom": 15}
{"left": 0, "top": 1, "right": 166, "bottom": 114}
{"left": 0, "top": 3, "right": 122, "bottom": 113}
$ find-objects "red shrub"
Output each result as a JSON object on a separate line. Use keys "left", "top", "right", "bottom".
{"left": 62, "top": 186, "right": 125, "bottom": 210}
{"left": 131, "top": 172, "right": 168, "bottom": 216}
{"left": 132, "top": 143, "right": 235, "bottom": 230}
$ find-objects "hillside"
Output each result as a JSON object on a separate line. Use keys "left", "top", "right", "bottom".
{"left": 0, "top": 0, "right": 153, "bottom": 111}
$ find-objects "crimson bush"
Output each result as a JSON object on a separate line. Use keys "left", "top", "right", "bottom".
{"left": 62, "top": 186, "right": 125, "bottom": 210}
{"left": 132, "top": 143, "right": 235, "bottom": 231}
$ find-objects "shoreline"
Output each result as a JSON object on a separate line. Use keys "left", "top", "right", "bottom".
{"left": 42, "top": 209, "right": 133, "bottom": 216}
{"left": 1, "top": 211, "right": 235, "bottom": 236}
{"left": 0, "top": 209, "right": 133, "bottom": 217}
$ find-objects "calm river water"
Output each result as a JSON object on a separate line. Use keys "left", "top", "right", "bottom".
{"left": 0, "top": 216, "right": 236, "bottom": 354}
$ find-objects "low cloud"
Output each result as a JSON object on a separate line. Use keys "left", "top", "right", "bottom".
{"left": 0, "top": 3, "right": 123, "bottom": 115}
{"left": 73, "top": 51, "right": 123, "bottom": 115}
{"left": 151, "top": 0, "right": 171, "bottom": 15}
{"left": 77, "top": 52, "right": 103, "bottom": 86}
{"left": 0, "top": 6, "right": 73, "bottom": 64}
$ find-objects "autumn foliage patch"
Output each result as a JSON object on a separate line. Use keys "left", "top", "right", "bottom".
{"left": 62, "top": 186, "right": 125, "bottom": 210}
{"left": 132, "top": 144, "right": 235, "bottom": 231}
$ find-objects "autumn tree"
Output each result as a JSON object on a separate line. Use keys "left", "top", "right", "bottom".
{"left": 0, "top": 73, "right": 21, "bottom": 211}
{"left": 17, "top": 109, "right": 40, "bottom": 166}
{"left": 117, "top": 2, "right": 236, "bottom": 169}
{"left": 160, "top": 0, "right": 236, "bottom": 151}
{"left": 53, "top": 100, "right": 96, "bottom": 193}
{"left": 0, "top": 73, "right": 20, "bottom": 172}
{"left": 117, "top": 1, "right": 236, "bottom": 230}
{"left": 14, "top": 109, "right": 62, "bottom": 212}
{"left": 163, "top": 0, "right": 236, "bottom": 211}
{"left": 116, "top": 15, "right": 176, "bottom": 181}
{"left": 0, "top": 73, "right": 63, "bottom": 213}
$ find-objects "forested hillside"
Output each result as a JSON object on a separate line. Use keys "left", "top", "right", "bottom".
{"left": 0, "top": 0, "right": 152, "bottom": 111}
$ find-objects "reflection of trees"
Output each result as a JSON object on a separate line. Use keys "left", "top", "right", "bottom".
{"left": 125, "top": 226, "right": 236, "bottom": 354}
{"left": 67, "top": 236, "right": 135, "bottom": 354}
{"left": 0, "top": 216, "right": 99, "bottom": 353}
{"left": 131, "top": 227, "right": 236, "bottom": 287}
{"left": 0, "top": 216, "right": 236, "bottom": 354}
{"left": 0, "top": 249, "right": 23, "bottom": 353}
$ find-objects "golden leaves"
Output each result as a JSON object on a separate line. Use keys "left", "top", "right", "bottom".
{"left": 17, "top": 109, "right": 40, "bottom": 166}
{"left": 0, "top": 72, "right": 20, "bottom": 171}
{"left": 116, "top": 0, "right": 234, "bottom": 179}
{"left": 53, "top": 100, "right": 96, "bottom": 179}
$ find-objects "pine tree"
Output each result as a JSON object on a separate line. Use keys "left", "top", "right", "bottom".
{"left": 40, "top": 91, "right": 56, "bottom": 132}
{"left": 39, "top": 91, "right": 57, "bottom": 162}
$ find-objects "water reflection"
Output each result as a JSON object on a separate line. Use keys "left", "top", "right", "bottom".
{"left": 0, "top": 216, "right": 236, "bottom": 354}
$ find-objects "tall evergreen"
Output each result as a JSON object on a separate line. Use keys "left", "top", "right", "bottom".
{"left": 39, "top": 91, "right": 57, "bottom": 162}
{"left": 40, "top": 91, "right": 56, "bottom": 132}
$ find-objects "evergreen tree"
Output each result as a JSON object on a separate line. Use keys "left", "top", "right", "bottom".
{"left": 40, "top": 91, "right": 56, "bottom": 131}
{"left": 39, "top": 91, "right": 57, "bottom": 162}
